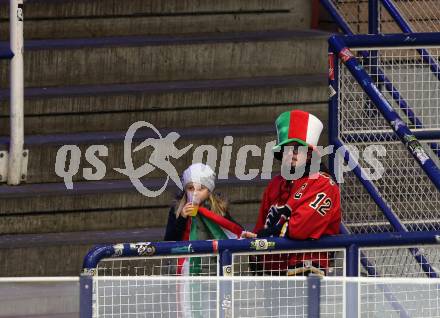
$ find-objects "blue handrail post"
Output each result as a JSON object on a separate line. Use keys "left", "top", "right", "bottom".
{"left": 219, "top": 249, "right": 233, "bottom": 318}
{"left": 367, "top": 0, "right": 381, "bottom": 108}
{"left": 328, "top": 46, "right": 339, "bottom": 181}
{"left": 347, "top": 244, "right": 359, "bottom": 277}
{"left": 220, "top": 249, "right": 232, "bottom": 276}
{"left": 80, "top": 273, "right": 93, "bottom": 318}
{"left": 368, "top": 0, "right": 380, "bottom": 35}
{"left": 347, "top": 244, "right": 359, "bottom": 318}
{"left": 319, "top": 0, "right": 353, "bottom": 35}
{"left": 307, "top": 275, "right": 321, "bottom": 318}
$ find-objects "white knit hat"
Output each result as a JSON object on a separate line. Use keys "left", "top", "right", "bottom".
{"left": 182, "top": 163, "right": 216, "bottom": 192}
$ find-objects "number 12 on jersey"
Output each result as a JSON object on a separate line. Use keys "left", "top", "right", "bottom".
{"left": 309, "top": 192, "right": 332, "bottom": 216}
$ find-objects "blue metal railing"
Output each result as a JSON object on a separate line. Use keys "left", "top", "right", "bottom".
{"left": 82, "top": 231, "right": 440, "bottom": 272}
{"left": 329, "top": 32, "right": 440, "bottom": 190}
{"left": 322, "top": 0, "right": 440, "bottom": 104}
{"left": 321, "top": 0, "right": 440, "bottom": 158}
{"left": 341, "top": 225, "right": 422, "bottom": 318}
{"left": 329, "top": 33, "right": 440, "bottom": 281}
{"left": 81, "top": 232, "right": 440, "bottom": 317}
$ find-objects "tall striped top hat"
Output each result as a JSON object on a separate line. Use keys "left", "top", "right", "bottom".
{"left": 273, "top": 110, "right": 323, "bottom": 159}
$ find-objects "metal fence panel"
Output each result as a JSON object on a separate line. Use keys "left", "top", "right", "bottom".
{"left": 94, "top": 254, "right": 219, "bottom": 317}
{"left": 337, "top": 45, "right": 440, "bottom": 234}
{"left": 89, "top": 276, "right": 440, "bottom": 318}
{"left": 355, "top": 277, "right": 440, "bottom": 317}
{"left": 327, "top": 0, "right": 440, "bottom": 34}
{"left": 81, "top": 233, "right": 440, "bottom": 316}
{"left": 359, "top": 245, "right": 440, "bottom": 277}
{"left": 96, "top": 254, "right": 219, "bottom": 277}
{"left": 94, "top": 277, "right": 218, "bottom": 318}
{"left": 231, "top": 248, "right": 346, "bottom": 277}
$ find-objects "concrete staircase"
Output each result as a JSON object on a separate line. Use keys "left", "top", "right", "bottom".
{"left": 0, "top": 0, "right": 330, "bottom": 276}
{"left": 0, "top": 0, "right": 312, "bottom": 39}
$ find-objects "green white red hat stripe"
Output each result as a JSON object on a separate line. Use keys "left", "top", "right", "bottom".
{"left": 274, "top": 110, "right": 323, "bottom": 151}
{"left": 288, "top": 110, "right": 309, "bottom": 143}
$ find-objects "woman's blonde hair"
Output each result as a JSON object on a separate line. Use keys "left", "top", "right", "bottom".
{"left": 175, "top": 191, "right": 228, "bottom": 218}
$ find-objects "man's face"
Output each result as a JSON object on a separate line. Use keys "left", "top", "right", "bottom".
{"left": 281, "top": 142, "right": 311, "bottom": 168}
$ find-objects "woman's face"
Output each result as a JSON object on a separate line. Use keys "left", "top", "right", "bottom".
{"left": 281, "top": 142, "right": 311, "bottom": 168}
{"left": 185, "top": 182, "right": 210, "bottom": 203}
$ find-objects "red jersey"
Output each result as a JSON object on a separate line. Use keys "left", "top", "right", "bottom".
{"left": 253, "top": 172, "right": 341, "bottom": 270}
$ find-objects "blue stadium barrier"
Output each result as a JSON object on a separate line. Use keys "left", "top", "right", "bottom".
{"left": 81, "top": 232, "right": 440, "bottom": 318}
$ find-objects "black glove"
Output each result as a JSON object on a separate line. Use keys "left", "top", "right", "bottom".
{"left": 257, "top": 205, "right": 291, "bottom": 238}
{"left": 257, "top": 223, "right": 284, "bottom": 238}
{"left": 263, "top": 205, "right": 291, "bottom": 229}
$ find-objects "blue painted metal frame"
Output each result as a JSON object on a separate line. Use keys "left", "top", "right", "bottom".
{"left": 342, "top": 130, "right": 440, "bottom": 143}
{"left": 346, "top": 244, "right": 360, "bottom": 317}
{"left": 334, "top": 139, "right": 412, "bottom": 233}
{"left": 320, "top": 0, "right": 353, "bottom": 35}
{"left": 82, "top": 231, "right": 440, "bottom": 271}
{"left": 323, "top": 0, "right": 440, "bottom": 276}
{"left": 328, "top": 47, "right": 338, "bottom": 181}
{"left": 323, "top": 8, "right": 440, "bottom": 279}
{"left": 81, "top": 233, "right": 440, "bottom": 316}
{"left": 340, "top": 225, "right": 412, "bottom": 317}
{"left": 220, "top": 249, "right": 232, "bottom": 276}
{"left": 321, "top": 0, "right": 440, "bottom": 148}
{"left": 329, "top": 34, "right": 440, "bottom": 280}
{"left": 219, "top": 250, "right": 232, "bottom": 318}
{"left": 322, "top": 0, "right": 440, "bottom": 83}
{"left": 369, "top": 0, "right": 380, "bottom": 35}
{"left": 329, "top": 34, "right": 440, "bottom": 191}
{"left": 307, "top": 275, "right": 321, "bottom": 318}
{"left": 79, "top": 275, "right": 93, "bottom": 318}
{"left": 332, "top": 138, "right": 440, "bottom": 236}
{"left": 342, "top": 32, "right": 440, "bottom": 48}
{"left": 321, "top": 0, "right": 440, "bottom": 286}
{"left": 367, "top": 0, "right": 380, "bottom": 103}
{"left": 380, "top": 0, "right": 440, "bottom": 82}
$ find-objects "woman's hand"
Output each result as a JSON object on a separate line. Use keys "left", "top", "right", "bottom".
{"left": 240, "top": 231, "right": 257, "bottom": 239}
{"left": 181, "top": 202, "right": 194, "bottom": 218}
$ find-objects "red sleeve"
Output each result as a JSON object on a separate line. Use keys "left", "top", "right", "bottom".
{"left": 287, "top": 178, "right": 340, "bottom": 240}
{"left": 253, "top": 184, "right": 272, "bottom": 233}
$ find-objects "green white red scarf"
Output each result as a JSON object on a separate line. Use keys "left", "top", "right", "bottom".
{"left": 176, "top": 207, "right": 243, "bottom": 317}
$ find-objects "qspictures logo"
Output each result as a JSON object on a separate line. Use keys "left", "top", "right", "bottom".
{"left": 55, "top": 121, "right": 387, "bottom": 197}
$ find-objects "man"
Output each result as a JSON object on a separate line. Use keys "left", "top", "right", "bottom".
{"left": 250, "top": 109, "right": 341, "bottom": 276}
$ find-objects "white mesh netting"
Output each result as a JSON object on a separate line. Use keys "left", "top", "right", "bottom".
{"left": 359, "top": 245, "right": 440, "bottom": 277}
{"left": 88, "top": 276, "right": 440, "bottom": 318}
{"left": 231, "top": 248, "right": 346, "bottom": 277}
{"left": 329, "top": 0, "right": 440, "bottom": 34}
{"left": 337, "top": 46, "right": 440, "bottom": 233}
